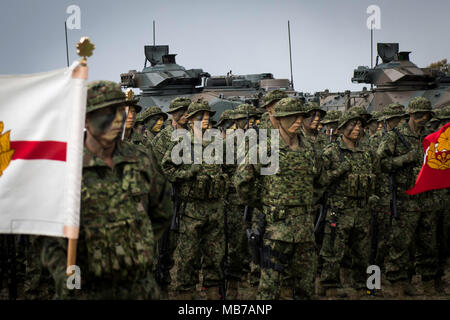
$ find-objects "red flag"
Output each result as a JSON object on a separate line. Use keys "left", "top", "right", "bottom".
{"left": 405, "top": 122, "right": 450, "bottom": 195}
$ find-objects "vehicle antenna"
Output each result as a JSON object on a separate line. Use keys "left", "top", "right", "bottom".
{"left": 288, "top": 21, "right": 294, "bottom": 90}
{"left": 65, "top": 21, "right": 70, "bottom": 67}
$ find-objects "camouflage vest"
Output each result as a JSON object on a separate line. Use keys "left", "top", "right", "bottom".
{"left": 381, "top": 122, "right": 432, "bottom": 207}
{"left": 167, "top": 132, "right": 227, "bottom": 201}
{"left": 327, "top": 138, "right": 376, "bottom": 203}
{"left": 261, "top": 136, "right": 317, "bottom": 209}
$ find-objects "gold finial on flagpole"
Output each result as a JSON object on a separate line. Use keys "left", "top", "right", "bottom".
{"left": 125, "top": 88, "right": 134, "bottom": 101}
{"left": 76, "top": 37, "right": 95, "bottom": 66}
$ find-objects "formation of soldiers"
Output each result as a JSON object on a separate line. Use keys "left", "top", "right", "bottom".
{"left": 1, "top": 81, "right": 450, "bottom": 300}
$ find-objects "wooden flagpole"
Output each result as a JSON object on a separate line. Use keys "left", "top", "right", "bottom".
{"left": 66, "top": 37, "right": 94, "bottom": 276}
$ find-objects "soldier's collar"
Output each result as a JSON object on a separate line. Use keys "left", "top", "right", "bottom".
{"left": 337, "top": 136, "right": 363, "bottom": 152}
{"left": 83, "top": 141, "right": 138, "bottom": 168}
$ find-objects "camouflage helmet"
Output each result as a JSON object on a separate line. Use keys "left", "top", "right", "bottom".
{"left": 233, "top": 104, "right": 260, "bottom": 120}
{"left": 86, "top": 80, "right": 127, "bottom": 114}
{"left": 124, "top": 88, "right": 142, "bottom": 113}
{"left": 167, "top": 97, "right": 192, "bottom": 114}
{"left": 272, "top": 98, "right": 306, "bottom": 118}
{"left": 185, "top": 99, "right": 216, "bottom": 119}
{"left": 368, "top": 111, "right": 382, "bottom": 123}
{"left": 382, "top": 103, "right": 406, "bottom": 120}
{"left": 407, "top": 97, "right": 434, "bottom": 115}
{"left": 217, "top": 109, "right": 235, "bottom": 126}
{"left": 136, "top": 106, "right": 168, "bottom": 123}
{"left": 437, "top": 105, "right": 450, "bottom": 120}
{"left": 304, "top": 101, "right": 326, "bottom": 117}
{"left": 338, "top": 110, "right": 365, "bottom": 130}
{"left": 348, "top": 105, "right": 372, "bottom": 121}
{"left": 262, "top": 89, "right": 288, "bottom": 108}
{"left": 321, "top": 110, "right": 342, "bottom": 124}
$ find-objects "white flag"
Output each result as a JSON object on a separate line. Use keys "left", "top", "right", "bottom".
{"left": 0, "top": 62, "right": 86, "bottom": 239}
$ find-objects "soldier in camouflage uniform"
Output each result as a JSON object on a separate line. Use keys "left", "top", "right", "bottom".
{"left": 41, "top": 81, "right": 171, "bottom": 299}
{"left": 151, "top": 97, "right": 191, "bottom": 297}
{"left": 152, "top": 98, "right": 191, "bottom": 163}
{"left": 320, "top": 110, "right": 342, "bottom": 143}
{"left": 216, "top": 109, "right": 235, "bottom": 136}
{"left": 235, "top": 98, "right": 318, "bottom": 300}
{"left": 300, "top": 102, "right": 327, "bottom": 148}
{"left": 122, "top": 89, "right": 142, "bottom": 145}
{"left": 300, "top": 102, "right": 327, "bottom": 280}
{"left": 314, "top": 110, "right": 343, "bottom": 292}
{"left": 233, "top": 104, "right": 261, "bottom": 130}
{"left": 347, "top": 106, "right": 372, "bottom": 150}
{"left": 369, "top": 104, "right": 406, "bottom": 276}
{"left": 318, "top": 111, "right": 377, "bottom": 298}
{"left": 135, "top": 106, "right": 168, "bottom": 147}
{"left": 258, "top": 90, "right": 288, "bottom": 131}
{"left": 214, "top": 108, "right": 251, "bottom": 299}
{"left": 426, "top": 111, "right": 441, "bottom": 133}
{"left": 367, "top": 111, "right": 382, "bottom": 137}
{"left": 429, "top": 105, "right": 450, "bottom": 294}
{"left": 376, "top": 97, "right": 439, "bottom": 296}
{"left": 162, "top": 100, "right": 227, "bottom": 300}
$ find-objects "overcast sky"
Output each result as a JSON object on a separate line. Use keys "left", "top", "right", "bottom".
{"left": 0, "top": 0, "right": 449, "bottom": 93}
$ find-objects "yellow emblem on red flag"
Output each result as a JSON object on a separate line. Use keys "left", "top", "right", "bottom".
{"left": 427, "top": 127, "right": 450, "bottom": 170}
{"left": 406, "top": 123, "right": 450, "bottom": 195}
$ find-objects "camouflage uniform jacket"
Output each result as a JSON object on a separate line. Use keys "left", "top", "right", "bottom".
{"left": 151, "top": 125, "right": 174, "bottom": 164}
{"left": 376, "top": 121, "right": 432, "bottom": 209}
{"left": 143, "top": 129, "right": 157, "bottom": 147}
{"left": 358, "top": 132, "right": 371, "bottom": 150}
{"left": 42, "top": 141, "right": 171, "bottom": 297}
{"left": 234, "top": 132, "right": 319, "bottom": 242}
{"left": 161, "top": 131, "right": 227, "bottom": 201}
{"left": 368, "top": 130, "right": 391, "bottom": 207}
{"left": 320, "top": 136, "right": 377, "bottom": 211}
{"left": 299, "top": 129, "right": 327, "bottom": 209}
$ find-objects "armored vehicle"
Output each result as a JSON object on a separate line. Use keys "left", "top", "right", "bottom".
{"left": 319, "top": 43, "right": 450, "bottom": 112}
{"left": 120, "top": 45, "right": 295, "bottom": 119}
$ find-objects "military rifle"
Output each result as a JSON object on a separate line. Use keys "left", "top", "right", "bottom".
{"left": 169, "top": 185, "right": 181, "bottom": 231}
{"left": 314, "top": 192, "right": 328, "bottom": 234}
{"left": 155, "top": 228, "right": 171, "bottom": 285}
{"left": 247, "top": 213, "right": 266, "bottom": 267}
{"left": 170, "top": 145, "right": 196, "bottom": 230}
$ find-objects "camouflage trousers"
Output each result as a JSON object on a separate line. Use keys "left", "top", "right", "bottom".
{"left": 257, "top": 214, "right": 317, "bottom": 300}
{"left": 385, "top": 209, "right": 438, "bottom": 282}
{"left": 374, "top": 211, "right": 393, "bottom": 271}
{"left": 227, "top": 202, "right": 251, "bottom": 281}
{"left": 320, "top": 207, "right": 370, "bottom": 289}
{"left": 171, "top": 200, "right": 225, "bottom": 292}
